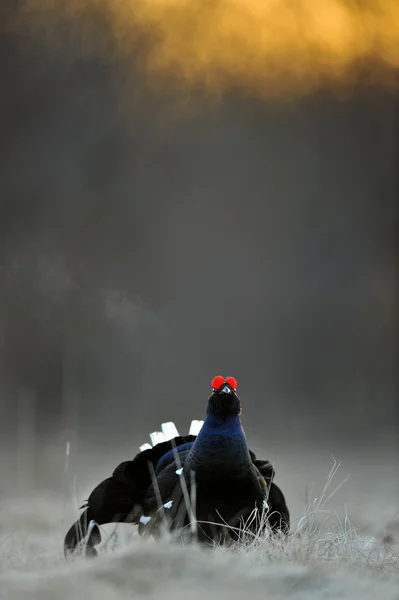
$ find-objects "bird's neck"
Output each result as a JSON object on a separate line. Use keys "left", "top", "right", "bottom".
{"left": 186, "top": 413, "right": 252, "bottom": 476}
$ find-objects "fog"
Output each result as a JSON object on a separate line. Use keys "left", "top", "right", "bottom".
{"left": 0, "top": 1, "right": 397, "bottom": 500}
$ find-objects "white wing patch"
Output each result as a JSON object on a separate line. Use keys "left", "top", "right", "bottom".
{"left": 139, "top": 515, "right": 152, "bottom": 525}
{"left": 139, "top": 419, "right": 202, "bottom": 452}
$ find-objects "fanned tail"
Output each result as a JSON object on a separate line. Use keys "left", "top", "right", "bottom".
{"left": 139, "top": 419, "right": 204, "bottom": 452}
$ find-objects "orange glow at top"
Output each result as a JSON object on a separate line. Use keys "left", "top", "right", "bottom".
{"left": 14, "top": 0, "right": 399, "bottom": 100}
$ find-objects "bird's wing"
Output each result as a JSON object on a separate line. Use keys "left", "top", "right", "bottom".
{"left": 63, "top": 434, "right": 196, "bottom": 556}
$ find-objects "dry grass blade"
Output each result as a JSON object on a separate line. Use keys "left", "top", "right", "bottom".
{"left": 170, "top": 439, "right": 196, "bottom": 538}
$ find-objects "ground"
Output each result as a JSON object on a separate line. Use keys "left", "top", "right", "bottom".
{"left": 1, "top": 445, "right": 398, "bottom": 599}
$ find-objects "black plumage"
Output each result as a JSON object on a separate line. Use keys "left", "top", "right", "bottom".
{"left": 64, "top": 377, "right": 290, "bottom": 556}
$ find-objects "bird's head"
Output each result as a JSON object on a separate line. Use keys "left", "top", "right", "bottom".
{"left": 207, "top": 375, "right": 241, "bottom": 417}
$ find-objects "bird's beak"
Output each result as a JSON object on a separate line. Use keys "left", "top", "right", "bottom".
{"left": 221, "top": 385, "right": 232, "bottom": 394}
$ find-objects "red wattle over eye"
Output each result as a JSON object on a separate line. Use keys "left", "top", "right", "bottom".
{"left": 225, "top": 376, "right": 237, "bottom": 389}
{"left": 210, "top": 375, "right": 238, "bottom": 390}
{"left": 211, "top": 375, "right": 225, "bottom": 389}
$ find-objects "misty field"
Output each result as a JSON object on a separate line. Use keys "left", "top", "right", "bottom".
{"left": 1, "top": 457, "right": 398, "bottom": 600}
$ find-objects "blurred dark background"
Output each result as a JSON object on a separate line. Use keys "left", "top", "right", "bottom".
{"left": 0, "top": 1, "right": 397, "bottom": 491}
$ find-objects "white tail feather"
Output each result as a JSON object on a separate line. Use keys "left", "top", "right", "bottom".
{"left": 161, "top": 421, "right": 179, "bottom": 441}
{"left": 150, "top": 431, "right": 164, "bottom": 446}
{"left": 139, "top": 443, "right": 152, "bottom": 452}
{"left": 189, "top": 419, "right": 204, "bottom": 436}
{"left": 139, "top": 419, "right": 202, "bottom": 452}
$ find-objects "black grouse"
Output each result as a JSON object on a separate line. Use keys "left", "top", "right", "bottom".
{"left": 64, "top": 376, "right": 289, "bottom": 556}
